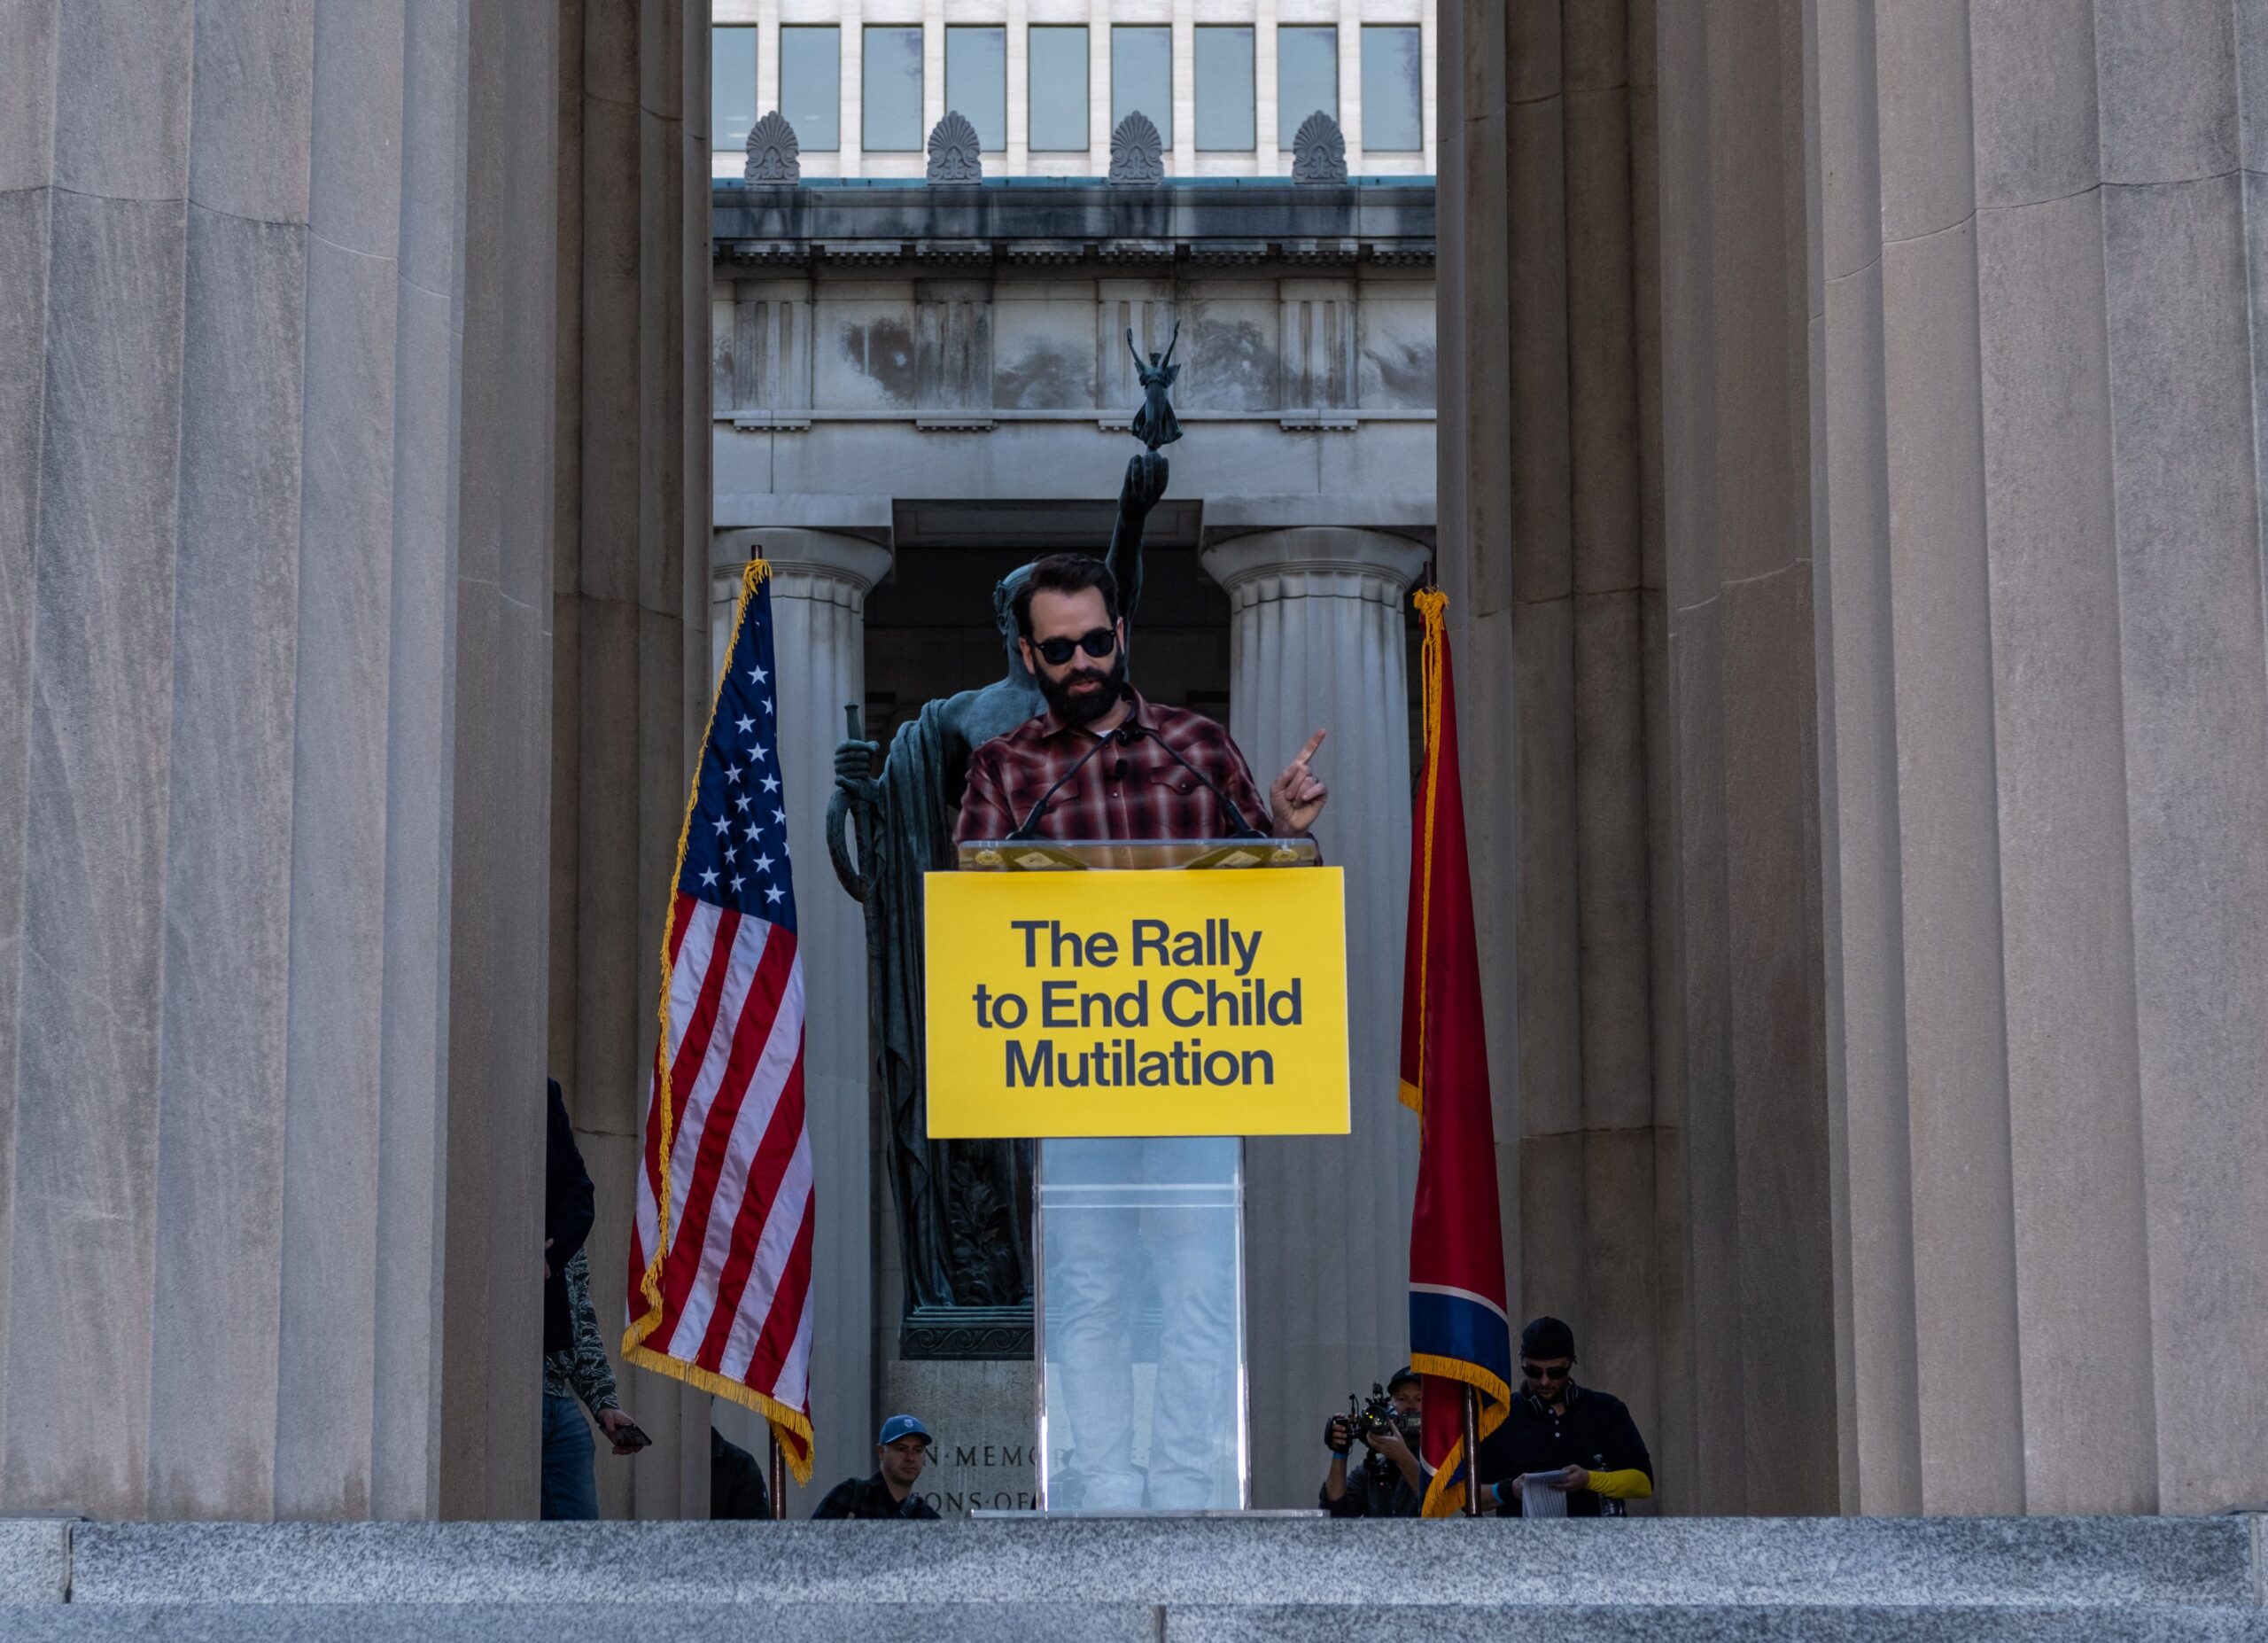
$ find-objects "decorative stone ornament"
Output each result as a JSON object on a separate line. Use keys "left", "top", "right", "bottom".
{"left": 927, "top": 112, "right": 983, "bottom": 183}
{"left": 1108, "top": 112, "right": 1165, "bottom": 185}
{"left": 1291, "top": 111, "right": 1348, "bottom": 183}
{"left": 743, "top": 111, "right": 800, "bottom": 183}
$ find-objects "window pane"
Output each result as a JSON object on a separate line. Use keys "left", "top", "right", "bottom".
{"left": 1360, "top": 26, "right": 1422, "bottom": 152}
{"left": 713, "top": 26, "right": 757, "bottom": 153}
{"left": 946, "top": 27, "right": 1007, "bottom": 151}
{"left": 1112, "top": 25, "right": 1172, "bottom": 149}
{"left": 781, "top": 26, "right": 840, "bottom": 152}
{"left": 1195, "top": 27, "right": 1254, "bottom": 151}
{"left": 1278, "top": 25, "right": 1338, "bottom": 149}
{"left": 863, "top": 25, "right": 923, "bottom": 152}
{"left": 1029, "top": 26, "right": 1089, "bottom": 151}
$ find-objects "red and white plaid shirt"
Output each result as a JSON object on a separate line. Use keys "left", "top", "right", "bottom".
{"left": 955, "top": 689, "right": 1289, "bottom": 845}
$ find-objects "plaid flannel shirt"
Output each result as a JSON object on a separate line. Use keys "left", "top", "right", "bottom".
{"left": 955, "top": 689, "right": 1291, "bottom": 846}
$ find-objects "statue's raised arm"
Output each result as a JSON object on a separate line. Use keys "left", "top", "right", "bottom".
{"left": 1108, "top": 450, "right": 1167, "bottom": 626}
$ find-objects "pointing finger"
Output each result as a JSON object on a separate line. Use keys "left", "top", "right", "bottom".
{"left": 1295, "top": 728, "right": 1328, "bottom": 766}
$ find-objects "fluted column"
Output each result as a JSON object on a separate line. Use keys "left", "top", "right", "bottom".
{"left": 713, "top": 526, "right": 892, "bottom": 1513}
{"left": 1200, "top": 526, "right": 1428, "bottom": 1508}
{"left": 0, "top": 0, "right": 558, "bottom": 1520}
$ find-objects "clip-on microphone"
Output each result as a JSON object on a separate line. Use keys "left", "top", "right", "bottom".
{"left": 1116, "top": 724, "right": 1267, "bottom": 839}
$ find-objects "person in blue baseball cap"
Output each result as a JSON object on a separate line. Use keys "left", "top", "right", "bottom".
{"left": 812, "top": 1413, "right": 943, "bottom": 1520}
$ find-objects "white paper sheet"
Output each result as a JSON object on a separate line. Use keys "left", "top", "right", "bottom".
{"left": 1518, "top": 1472, "right": 1568, "bottom": 1517}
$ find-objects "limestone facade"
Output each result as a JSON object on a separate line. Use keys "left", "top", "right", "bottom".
{"left": 705, "top": 180, "right": 1437, "bottom": 1509}
{"left": 4, "top": 0, "right": 2264, "bottom": 1525}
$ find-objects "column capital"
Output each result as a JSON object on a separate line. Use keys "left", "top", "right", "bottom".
{"left": 1200, "top": 526, "right": 1433, "bottom": 611}
{"left": 715, "top": 527, "right": 895, "bottom": 611}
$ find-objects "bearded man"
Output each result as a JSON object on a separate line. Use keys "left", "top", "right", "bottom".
{"left": 954, "top": 552, "right": 1325, "bottom": 846}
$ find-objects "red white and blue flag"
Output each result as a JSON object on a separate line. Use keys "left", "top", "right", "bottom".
{"left": 1401, "top": 588, "right": 1512, "bottom": 1515}
{"left": 624, "top": 559, "right": 815, "bottom": 1481}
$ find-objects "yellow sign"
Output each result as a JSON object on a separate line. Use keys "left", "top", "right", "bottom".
{"left": 923, "top": 868, "right": 1351, "bottom": 1138}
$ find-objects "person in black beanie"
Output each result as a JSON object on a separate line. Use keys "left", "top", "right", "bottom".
{"left": 1474, "top": 1317, "right": 1654, "bottom": 1516}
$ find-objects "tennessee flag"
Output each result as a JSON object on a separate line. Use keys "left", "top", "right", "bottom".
{"left": 1401, "top": 588, "right": 1512, "bottom": 1515}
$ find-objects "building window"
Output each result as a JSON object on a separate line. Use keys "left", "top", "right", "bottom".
{"left": 781, "top": 25, "right": 840, "bottom": 152}
{"left": 946, "top": 26, "right": 1007, "bottom": 152}
{"left": 713, "top": 25, "right": 757, "bottom": 154}
{"left": 1361, "top": 26, "right": 1423, "bottom": 152}
{"left": 1029, "top": 25, "right": 1089, "bottom": 151}
{"left": 863, "top": 25, "right": 923, "bottom": 152}
{"left": 1195, "top": 26, "right": 1255, "bottom": 152}
{"left": 1278, "top": 25, "right": 1338, "bottom": 149}
{"left": 1112, "top": 24, "right": 1172, "bottom": 149}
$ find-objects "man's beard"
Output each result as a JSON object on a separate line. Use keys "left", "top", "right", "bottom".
{"left": 1039, "top": 649, "right": 1127, "bottom": 728}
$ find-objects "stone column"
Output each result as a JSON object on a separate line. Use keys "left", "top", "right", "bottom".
{"left": 711, "top": 526, "right": 892, "bottom": 1514}
{"left": 550, "top": 0, "right": 714, "bottom": 1522}
{"left": 1802, "top": 0, "right": 2268, "bottom": 1516}
{"left": 1200, "top": 526, "right": 1428, "bottom": 1508}
{"left": 0, "top": 0, "right": 558, "bottom": 1521}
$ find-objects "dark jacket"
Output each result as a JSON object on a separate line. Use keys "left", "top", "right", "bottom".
{"left": 1321, "top": 1451, "right": 1425, "bottom": 1518}
{"left": 711, "top": 1428, "right": 773, "bottom": 1521}
{"left": 545, "top": 1079, "right": 596, "bottom": 1353}
{"left": 812, "top": 1472, "right": 942, "bottom": 1520}
{"left": 1474, "top": 1382, "right": 1653, "bottom": 1517}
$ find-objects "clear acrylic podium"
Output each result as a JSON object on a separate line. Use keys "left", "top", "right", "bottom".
{"left": 956, "top": 837, "right": 1317, "bottom": 1512}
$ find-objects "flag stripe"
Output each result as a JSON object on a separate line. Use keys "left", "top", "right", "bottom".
{"left": 670, "top": 946, "right": 804, "bottom": 1359}
{"left": 661, "top": 922, "right": 788, "bottom": 1324}
{"left": 694, "top": 1045, "right": 808, "bottom": 1369}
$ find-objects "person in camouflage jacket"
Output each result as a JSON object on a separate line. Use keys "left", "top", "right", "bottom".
{"left": 541, "top": 1248, "right": 640, "bottom": 1518}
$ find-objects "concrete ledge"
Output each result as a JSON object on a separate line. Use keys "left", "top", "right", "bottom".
{"left": 0, "top": 1602, "right": 1156, "bottom": 1641}
{"left": 0, "top": 1519, "right": 71, "bottom": 1603}
{"left": 2, "top": 1604, "right": 2265, "bottom": 1643}
{"left": 62, "top": 1516, "right": 2259, "bottom": 1609}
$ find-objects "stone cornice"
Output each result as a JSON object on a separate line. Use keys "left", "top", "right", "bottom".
{"left": 713, "top": 179, "right": 1434, "bottom": 271}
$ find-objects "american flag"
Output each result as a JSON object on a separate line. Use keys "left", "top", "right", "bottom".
{"left": 623, "top": 559, "right": 814, "bottom": 1480}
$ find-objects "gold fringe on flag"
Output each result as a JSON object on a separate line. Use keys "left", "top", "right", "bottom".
{"left": 1399, "top": 587, "right": 1449, "bottom": 1116}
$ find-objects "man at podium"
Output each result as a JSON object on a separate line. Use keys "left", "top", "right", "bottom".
{"left": 954, "top": 552, "right": 1329, "bottom": 1509}
{"left": 954, "top": 554, "right": 1327, "bottom": 846}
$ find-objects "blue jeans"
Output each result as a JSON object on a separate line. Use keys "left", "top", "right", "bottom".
{"left": 540, "top": 1392, "right": 599, "bottom": 1520}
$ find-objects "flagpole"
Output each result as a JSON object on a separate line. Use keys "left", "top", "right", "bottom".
{"left": 1461, "top": 1382, "right": 1482, "bottom": 1516}
{"left": 769, "top": 1428, "right": 788, "bottom": 1520}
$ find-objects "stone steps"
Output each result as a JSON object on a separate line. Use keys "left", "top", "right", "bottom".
{"left": 3, "top": 1515, "right": 2261, "bottom": 1639}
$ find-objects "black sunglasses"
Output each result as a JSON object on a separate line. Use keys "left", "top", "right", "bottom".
{"left": 1034, "top": 627, "right": 1117, "bottom": 666}
{"left": 1521, "top": 1362, "right": 1572, "bottom": 1380}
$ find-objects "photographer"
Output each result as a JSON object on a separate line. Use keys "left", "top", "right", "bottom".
{"left": 1321, "top": 1367, "right": 1425, "bottom": 1517}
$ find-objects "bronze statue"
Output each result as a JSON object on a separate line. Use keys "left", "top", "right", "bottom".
{"left": 1127, "top": 325, "right": 1183, "bottom": 451}
{"left": 828, "top": 453, "right": 1167, "bottom": 1319}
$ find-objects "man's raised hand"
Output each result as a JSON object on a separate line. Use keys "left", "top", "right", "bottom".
{"left": 1270, "top": 728, "right": 1329, "bottom": 834}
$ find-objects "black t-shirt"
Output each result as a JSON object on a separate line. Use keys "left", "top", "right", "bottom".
{"left": 1473, "top": 1384, "right": 1652, "bottom": 1517}
{"left": 812, "top": 1472, "right": 942, "bottom": 1521}
{"left": 710, "top": 1429, "right": 773, "bottom": 1521}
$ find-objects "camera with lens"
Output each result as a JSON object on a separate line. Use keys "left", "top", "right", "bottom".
{"left": 1347, "top": 1383, "right": 1399, "bottom": 1444}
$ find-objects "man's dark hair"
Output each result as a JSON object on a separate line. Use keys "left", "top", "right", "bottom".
{"left": 1012, "top": 553, "right": 1121, "bottom": 640}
